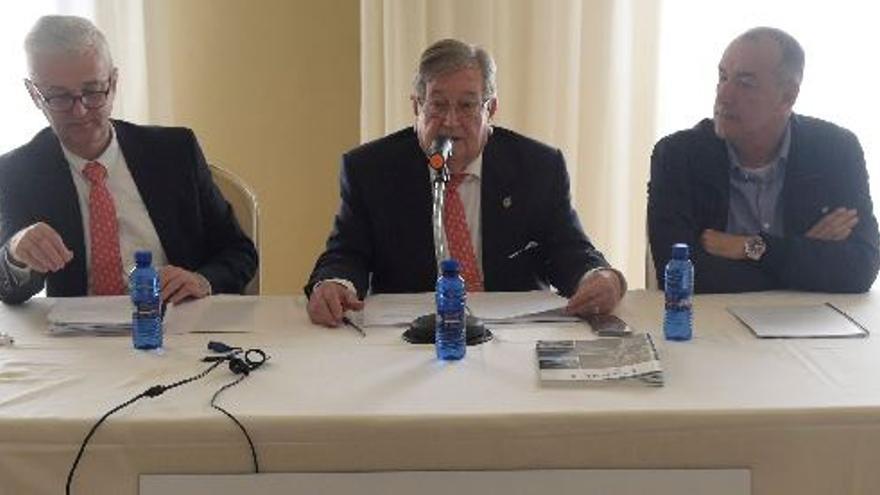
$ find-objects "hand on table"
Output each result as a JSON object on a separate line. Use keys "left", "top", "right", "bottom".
{"left": 307, "top": 281, "right": 365, "bottom": 327}
{"left": 565, "top": 268, "right": 624, "bottom": 317}
{"left": 159, "top": 265, "right": 211, "bottom": 304}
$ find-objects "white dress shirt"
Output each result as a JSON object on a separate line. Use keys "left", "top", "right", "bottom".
{"left": 59, "top": 125, "right": 168, "bottom": 293}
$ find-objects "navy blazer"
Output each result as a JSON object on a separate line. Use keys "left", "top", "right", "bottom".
{"left": 306, "top": 126, "right": 609, "bottom": 298}
{"left": 648, "top": 114, "right": 880, "bottom": 293}
{"left": 0, "top": 120, "right": 258, "bottom": 303}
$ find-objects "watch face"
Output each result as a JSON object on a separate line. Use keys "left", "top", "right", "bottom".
{"left": 745, "top": 236, "right": 766, "bottom": 261}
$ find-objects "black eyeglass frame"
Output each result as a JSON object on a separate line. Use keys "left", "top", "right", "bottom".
{"left": 26, "top": 76, "right": 114, "bottom": 112}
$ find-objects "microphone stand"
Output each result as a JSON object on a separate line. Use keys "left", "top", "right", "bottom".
{"left": 402, "top": 143, "right": 492, "bottom": 345}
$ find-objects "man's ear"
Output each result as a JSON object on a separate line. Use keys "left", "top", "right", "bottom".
{"left": 24, "top": 80, "right": 42, "bottom": 109}
{"left": 110, "top": 67, "right": 119, "bottom": 92}
{"left": 411, "top": 95, "right": 420, "bottom": 117}
{"left": 486, "top": 97, "right": 498, "bottom": 120}
{"left": 781, "top": 81, "right": 800, "bottom": 109}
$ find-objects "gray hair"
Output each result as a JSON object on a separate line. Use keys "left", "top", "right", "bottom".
{"left": 25, "top": 15, "right": 113, "bottom": 76}
{"left": 413, "top": 38, "right": 497, "bottom": 101}
{"left": 737, "top": 26, "right": 804, "bottom": 86}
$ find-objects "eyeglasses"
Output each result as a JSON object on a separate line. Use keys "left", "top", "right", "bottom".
{"left": 27, "top": 78, "right": 113, "bottom": 112}
{"left": 421, "top": 97, "right": 489, "bottom": 120}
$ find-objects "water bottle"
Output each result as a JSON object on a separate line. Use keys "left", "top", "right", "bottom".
{"left": 664, "top": 243, "right": 693, "bottom": 341}
{"left": 130, "top": 250, "right": 162, "bottom": 350}
{"left": 435, "top": 259, "right": 466, "bottom": 360}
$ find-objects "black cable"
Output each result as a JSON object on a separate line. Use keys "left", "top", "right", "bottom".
{"left": 210, "top": 373, "right": 260, "bottom": 472}
{"left": 65, "top": 360, "right": 224, "bottom": 495}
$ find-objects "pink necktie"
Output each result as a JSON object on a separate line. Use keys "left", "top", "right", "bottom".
{"left": 82, "top": 161, "right": 126, "bottom": 295}
{"left": 444, "top": 174, "right": 484, "bottom": 291}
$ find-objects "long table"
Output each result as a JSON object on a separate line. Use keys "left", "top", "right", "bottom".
{"left": 2, "top": 290, "right": 880, "bottom": 494}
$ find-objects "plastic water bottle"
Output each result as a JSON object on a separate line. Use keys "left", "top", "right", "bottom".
{"left": 435, "top": 259, "right": 466, "bottom": 360}
{"left": 130, "top": 250, "right": 162, "bottom": 350}
{"left": 664, "top": 243, "right": 693, "bottom": 341}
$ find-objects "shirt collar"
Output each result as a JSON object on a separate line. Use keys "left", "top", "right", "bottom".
{"left": 459, "top": 153, "right": 483, "bottom": 180}
{"left": 727, "top": 119, "right": 791, "bottom": 181}
{"left": 61, "top": 123, "right": 121, "bottom": 175}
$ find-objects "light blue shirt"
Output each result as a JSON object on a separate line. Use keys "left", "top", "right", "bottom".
{"left": 726, "top": 121, "right": 791, "bottom": 237}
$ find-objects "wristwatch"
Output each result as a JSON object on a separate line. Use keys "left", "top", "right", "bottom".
{"left": 744, "top": 235, "right": 767, "bottom": 261}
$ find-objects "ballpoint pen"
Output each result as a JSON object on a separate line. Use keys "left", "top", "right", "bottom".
{"left": 508, "top": 241, "right": 538, "bottom": 259}
{"left": 342, "top": 316, "right": 366, "bottom": 337}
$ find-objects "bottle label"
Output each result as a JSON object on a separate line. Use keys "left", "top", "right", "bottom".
{"left": 133, "top": 301, "right": 160, "bottom": 317}
{"left": 665, "top": 299, "right": 692, "bottom": 311}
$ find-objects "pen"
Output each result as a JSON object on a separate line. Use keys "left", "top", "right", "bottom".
{"left": 342, "top": 316, "right": 366, "bottom": 338}
{"left": 508, "top": 241, "right": 538, "bottom": 259}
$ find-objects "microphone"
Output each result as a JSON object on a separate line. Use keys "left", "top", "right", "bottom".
{"left": 401, "top": 135, "right": 492, "bottom": 347}
{"left": 427, "top": 135, "right": 453, "bottom": 171}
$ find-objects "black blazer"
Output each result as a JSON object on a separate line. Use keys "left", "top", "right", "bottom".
{"left": 306, "top": 126, "right": 609, "bottom": 298}
{"left": 0, "top": 120, "right": 258, "bottom": 303}
{"left": 648, "top": 114, "right": 880, "bottom": 293}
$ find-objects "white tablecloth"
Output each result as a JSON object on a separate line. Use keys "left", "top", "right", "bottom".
{"left": 2, "top": 291, "right": 880, "bottom": 495}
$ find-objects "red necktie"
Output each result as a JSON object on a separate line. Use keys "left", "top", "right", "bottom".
{"left": 82, "top": 161, "right": 126, "bottom": 295}
{"left": 444, "top": 173, "right": 484, "bottom": 291}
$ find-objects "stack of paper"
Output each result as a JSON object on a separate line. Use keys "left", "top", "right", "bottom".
{"left": 47, "top": 296, "right": 132, "bottom": 336}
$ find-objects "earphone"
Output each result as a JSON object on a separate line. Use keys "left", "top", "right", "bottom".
{"left": 203, "top": 342, "right": 269, "bottom": 376}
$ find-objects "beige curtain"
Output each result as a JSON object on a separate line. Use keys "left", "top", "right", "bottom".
{"left": 361, "top": 0, "right": 661, "bottom": 288}
{"left": 94, "top": 0, "right": 150, "bottom": 124}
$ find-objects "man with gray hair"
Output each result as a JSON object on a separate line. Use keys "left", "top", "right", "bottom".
{"left": 0, "top": 15, "right": 257, "bottom": 303}
{"left": 648, "top": 27, "right": 879, "bottom": 292}
{"left": 306, "top": 38, "right": 625, "bottom": 327}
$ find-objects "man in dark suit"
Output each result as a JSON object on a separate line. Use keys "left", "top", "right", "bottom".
{"left": 648, "top": 27, "right": 879, "bottom": 293}
{"left": 306, "top": 39, "right": 625, "bottom": 327}
{"left": 0, "top": 15, "right": 257, "bottom": 304}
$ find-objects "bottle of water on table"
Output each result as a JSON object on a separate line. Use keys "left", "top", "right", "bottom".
{"left": 435, "top": 259, "right": 466, "bottom": 360}
{"left": 130, "top": 250, "right": 162, "bottom": 350}
{"left": 664, "top": 243, "right": 693, "bottom": 341}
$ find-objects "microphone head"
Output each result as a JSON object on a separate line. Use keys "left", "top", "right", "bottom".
{"left": 428, "top": 136, "right": 453, "bottom": 171}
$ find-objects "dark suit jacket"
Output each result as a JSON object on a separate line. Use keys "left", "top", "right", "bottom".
{"left": 305, "top": 126, "right": 609, "bottom": 298}
{"left": 648, "top": 114, "right": 880, "bottom": 293}
{"left": 0, "top": 120, "right": 258, "bottom": 303}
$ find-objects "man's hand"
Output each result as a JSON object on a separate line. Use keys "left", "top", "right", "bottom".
{"left": 806, "top": 207, "right": 858, "bottom": 241}
{"left": 8, "top": 222, "right": 73, "bottom": 273}
{"left": 159, "top": 266, "right": 211, "bottom": 304}
{"left": 565, "top": 269, "right": 624, "bottom": 317}
{"left": 701, "top": 229, "right": 750, "bottom": 260}
{"left": 307, "top": 281, "right": 365, "bottom": 327}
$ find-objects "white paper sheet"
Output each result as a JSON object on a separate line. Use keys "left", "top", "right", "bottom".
{"left": 727, "top": 303, "right": 869, "bottom": 338}
{"left": 361, "top": 291, "right": 578, "bottom": 327}
{"left": 163, "top": 295, "right": 257, "bottom": 334}
{"left": 47, "top": 296, "right": 132, "bottom": 335}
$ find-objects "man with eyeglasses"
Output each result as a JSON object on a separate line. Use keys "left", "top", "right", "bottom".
{"left": 0, "top": 15, "right": 257, "bottom": 304}
{"left": 648, "top": 27, "right": 879, "bottom": 293}
{"left": 306, "top": 38, "right": 625, "bottom": 327}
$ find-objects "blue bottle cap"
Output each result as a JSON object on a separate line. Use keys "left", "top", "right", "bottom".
{"left": 440, "top": 258, "right": 461, "bottom": 274}
{"left": 134, "top": 250, "right": 152, "bottom": 265}
{"left": 671, "top": 243, "right": 689, "bottom": 259}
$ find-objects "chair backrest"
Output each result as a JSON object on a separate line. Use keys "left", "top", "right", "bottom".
{"left": 209, "top": 163, "right": 260, "bottom": 295}
{"left": 646, "top": 237, "right": 659, "bottom": 290}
